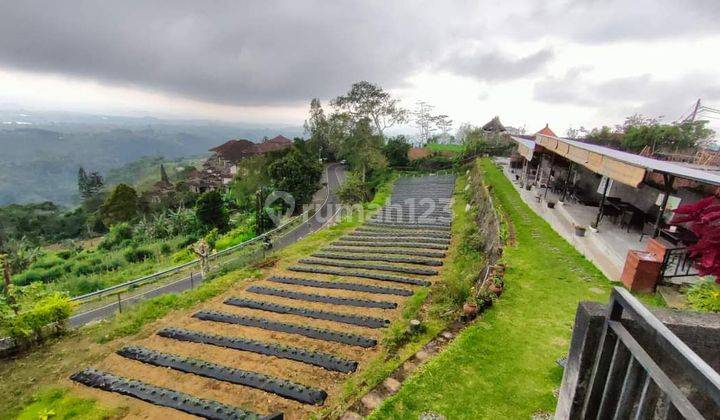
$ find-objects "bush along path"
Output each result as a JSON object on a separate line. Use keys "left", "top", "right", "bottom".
{"left": 67, "top": 174, "right": 456, "bottom": 419}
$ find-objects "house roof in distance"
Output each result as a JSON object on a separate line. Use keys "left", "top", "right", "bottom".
{"left": 482, "top": 116, "right": 506, "bottom": 132}
{"left": 536, "top": 124, "right": 557, "bottom": 137}
{"left": 256, "top": 135, "right": 293, "bottom": 153}
{"left": 209, "top": 139, "right": 258, "bottom": 161}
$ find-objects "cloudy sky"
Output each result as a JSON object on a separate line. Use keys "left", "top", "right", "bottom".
{"left": 1, "top": 0, "right": 719, "bottom": 136}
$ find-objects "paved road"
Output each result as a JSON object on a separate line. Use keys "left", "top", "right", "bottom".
{"left": 69, "top": 164, "right": 346, "bottom": 328}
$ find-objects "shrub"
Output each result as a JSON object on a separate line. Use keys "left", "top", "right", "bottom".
{"left": 72, "top": 278, "right": 106, "bottom": 296}
{"left": 687, "top": 282, "right": 720, "bottom": 313}
{"left": 123, "top": 247, "right": 154, "bottom": 263}
{"left": 171, "top": 248, "right": 194, "bottom": 264}
{"left": 30, "top": 256, "right": 65, "bottom": 270}
{"left": 0, "top": 286, "right": 75, "bottom": 343}
{"left": 57, "top": 249, "right": 75, "bottom": 260}
{"left": 12, "top": 269, "right": 43, "bottom": 286}
{"left": 103, "top": 258, "right": 123, "bottom": 271}
{"left": 160, "top": 243, "right": 172, "bottom": 255}
{"left": 99, "top": 222, "right": 134, "bottom": 250}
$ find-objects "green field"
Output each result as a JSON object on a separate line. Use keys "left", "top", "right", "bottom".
{"left": 425, "top": 143, "right": 464, "bottom": 153}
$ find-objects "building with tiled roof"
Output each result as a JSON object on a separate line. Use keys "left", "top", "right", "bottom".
{"left": 535, "top": 123, "right": 557, "bottom": 138}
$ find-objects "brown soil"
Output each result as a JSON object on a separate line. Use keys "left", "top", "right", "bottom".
{"left": 74, "top": 225, "right": 448, "bottom": 419}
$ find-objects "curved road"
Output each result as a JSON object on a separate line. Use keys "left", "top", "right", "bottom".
{"left": 69, "top": 163, "right": 346, "bottom": 328}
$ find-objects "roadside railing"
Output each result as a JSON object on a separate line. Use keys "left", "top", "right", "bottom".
{"left": 580, "top": 287, "right": 720, "bottom": 419}
{"left": 70, "top": 171, "right": 335, "bottom": 306}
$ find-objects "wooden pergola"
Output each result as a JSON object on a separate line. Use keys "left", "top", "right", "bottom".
{"left": 511, "top": 133, "right": 720, "bottom": 237}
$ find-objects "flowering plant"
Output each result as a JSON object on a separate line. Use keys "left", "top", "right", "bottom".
{"left": 670, "top": 196, "right": 720, "bottom": 282}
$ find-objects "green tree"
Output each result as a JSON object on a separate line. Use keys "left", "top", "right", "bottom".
{"left": 100, "top": 184, "right": 138, "bottom": 226}
{"left": 384, "top": 135, "right": 411, "bottom": 167}
{"left": 304, "top": 98, "right": 332, "bottom": 160}
{"left": 331, "top": 81, "right": 407, "bottom": 138}
{"left": 268, "top": 146, "right": 323, "bottom": 209}
{"left": 195, "top": 190, "right": 229, "bottom": 232}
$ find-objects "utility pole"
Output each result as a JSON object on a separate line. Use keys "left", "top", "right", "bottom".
{"left": 689, "top": 99, "right": 701, "bottom": 123}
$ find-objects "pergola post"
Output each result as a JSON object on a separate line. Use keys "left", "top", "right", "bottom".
{"left": 594, "top": 177, "right": 611, "bottom": 228}
{"left": 653, "top": 174, "right": 675, "bottom": 238}
{"left": 561, "top": 162, "right": 574, "bottom": 202}
{"left": 535, "top": 154, "right": 545, "bottom": 187}
{"left": 543, "top": 154, "right": 556, "bottom": 199}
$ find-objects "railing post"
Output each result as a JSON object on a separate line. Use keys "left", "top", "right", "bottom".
{"left": 189, "top": 271, "right": 194, "bottom": 289}
{"left": 582, "top": 292, "right": 624, "bottom": 418}
{"left": 117, "top": 293, "right": 122, "bottom": 313}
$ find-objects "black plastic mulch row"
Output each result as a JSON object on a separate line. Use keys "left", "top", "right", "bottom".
{"left": 70, "top": 368, "right": 278, "bottom": 420}
{"left": 341, "top": 235, "right": 450, "bottom": 245}
{"left": 353, "top": 229, "right": 451, "bottom": 239}
{"left": 117, "top": 345, "right": 327, "bottom": 405}
{"left": 224, "top": 297, "right": 390, "bottom": 329}
{"left": 267, "top": 275, "right": 413, "bottom": 297}
{"left": 193, "top": 310, "right": 377, "bottom": 347}
{"left": 157, "top": 327, "right": 358, "bottom": 373}
{"left": 323, "top": 246, "right": 446, "bottom": 259}
{"left": 312, "top": 252, "right": 442, "bottom": 267}
{"left": 333, "top": 241, "right": 448, "bottom": 250}
{"left": 247, "top": 285, "right": 397, "bottom": 309}
{"left": 288, "top": 265, "right": 431, "bottom": 287}
{"left": 298, "top": 258, "right": 438, "bottom": 276}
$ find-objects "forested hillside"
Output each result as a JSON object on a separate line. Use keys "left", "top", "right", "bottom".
{"left": 0, "top": 116, "right": 302, "bottom": 205}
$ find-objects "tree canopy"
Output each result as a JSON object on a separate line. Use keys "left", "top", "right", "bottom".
{"left": 384, "top": 135, "right": 411, "bottom": 167}
{"left": 268, "top": 146, "right": 323, "bottom": 209}
{"left": 100, "top": 183, "right": 138, "bottom": 226}
{"left": 195, "top": 190, "right": 229, "bottom": 232}
{"left": 331, "top": 81, "right": 407, "bottom": 137}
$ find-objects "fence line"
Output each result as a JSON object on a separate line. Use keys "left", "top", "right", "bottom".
{"left": 70, "top": 165, "right": 337, "bottom": 304}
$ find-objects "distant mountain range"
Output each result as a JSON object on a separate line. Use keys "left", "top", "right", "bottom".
{"left": 0, "top": 110, "right": 303, "bottom": 206}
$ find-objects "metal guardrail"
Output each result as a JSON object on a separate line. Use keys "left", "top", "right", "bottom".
{"left": 581, "top": 287, "right": 720, "bottom": 419}
{"left": 70, "top": 165, "right": 337, "bottom": 304}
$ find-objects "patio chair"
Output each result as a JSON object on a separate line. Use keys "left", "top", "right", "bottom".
{"left": 638, "top": 205, "right": 667, "bottom": 241}
{"left": 619, "top": 210, "right": 634, "bottom": 232}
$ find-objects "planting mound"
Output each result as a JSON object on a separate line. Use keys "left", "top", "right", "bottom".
{"left": 70, "top": 173, "right": 456, "bottom": 418}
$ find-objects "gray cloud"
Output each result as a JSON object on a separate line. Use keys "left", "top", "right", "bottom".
{"left": 0, "top": 1, "right": 481, "bottom": 106}
{"left": 441, "top": 48, "right": 553, "bottom": 81}
{"left": 534, "top": 69, "right": 720, "bottom": 121}
{"left": 509, "top": 0, "right": 720, "bottom": 44}
{"left": 1, "top": 1, "right": 719, "bottom": 108}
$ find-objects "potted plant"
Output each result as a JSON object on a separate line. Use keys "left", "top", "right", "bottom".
{"left": 477, "top": 288, "right": 496, "bottom": 309}
{"left": 574, "top": 224, "right": 587, "bottom": 237}
{"left": 462, "top": 287, "right": 479, "bottom": 318}
{"left": 488, "top": 276, "right": 504, "bottom": 296}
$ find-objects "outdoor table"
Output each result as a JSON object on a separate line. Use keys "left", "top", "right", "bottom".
{"left": 660, "top": 226, "right": 698, "bottom": 246}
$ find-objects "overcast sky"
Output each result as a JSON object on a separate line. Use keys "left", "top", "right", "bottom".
{"left": 1, "top": 0, "right": 719, "bottom": 136}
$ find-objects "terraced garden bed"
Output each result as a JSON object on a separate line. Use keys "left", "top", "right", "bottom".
{"left": 63, "top": 173, "right": 458, "bottom": 419}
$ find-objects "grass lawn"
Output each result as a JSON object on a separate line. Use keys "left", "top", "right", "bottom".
{"left": 426, "top": 143, "right": 464, "bottom": 153}
{"left": 371, "top": 158, "right": 635, "bottom": 418}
